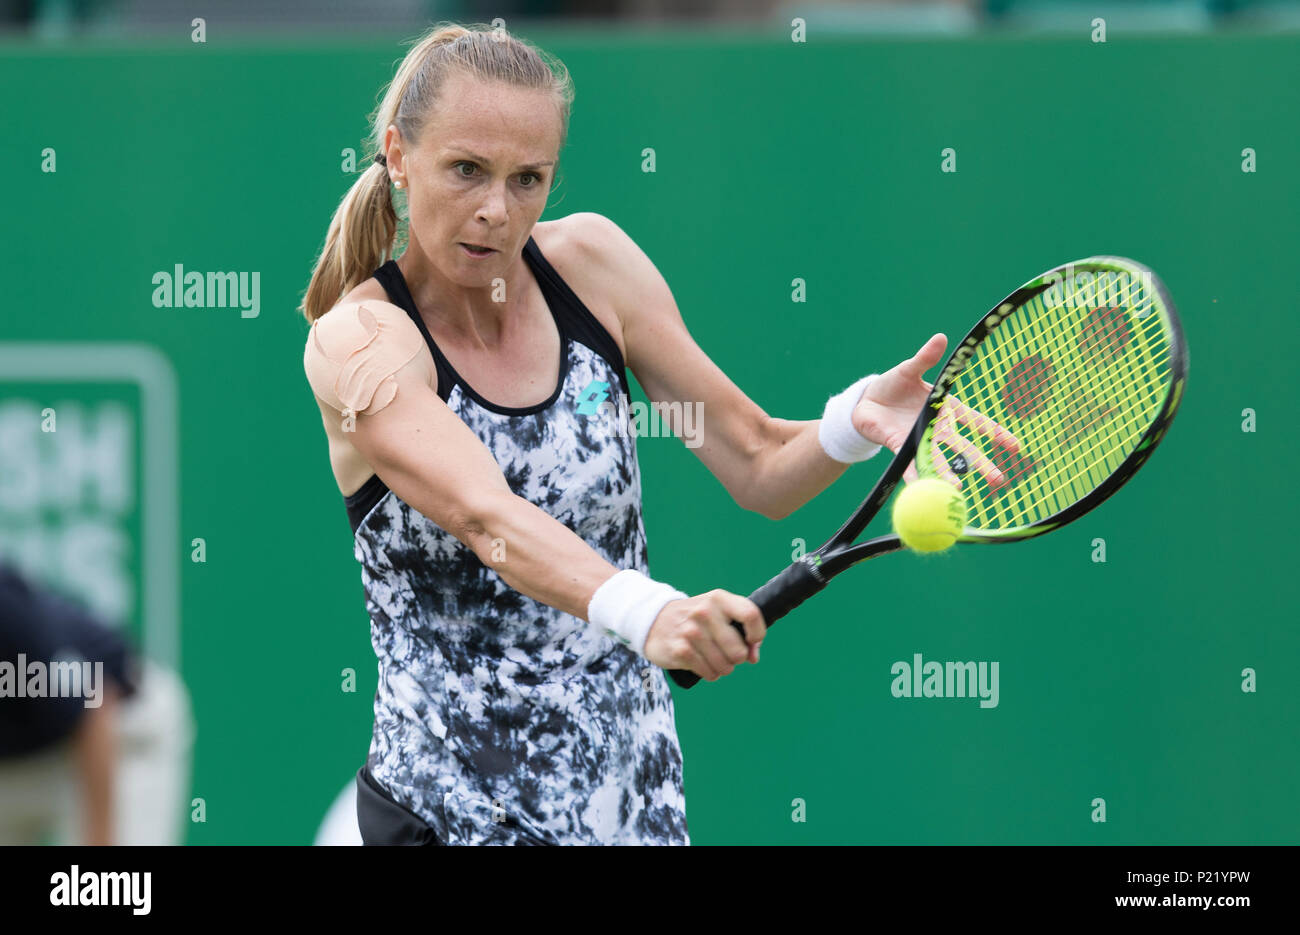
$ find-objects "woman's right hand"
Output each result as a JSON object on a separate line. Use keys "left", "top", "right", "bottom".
{"left": 643, "top": 590, "right": 766, "bottom": 682}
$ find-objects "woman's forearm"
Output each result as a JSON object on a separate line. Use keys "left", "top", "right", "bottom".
{"left": 744, "top": 417, "right": 854, "bottom": 521}
{"left": 459, "top": 489, "right": 623, "bottom": 619}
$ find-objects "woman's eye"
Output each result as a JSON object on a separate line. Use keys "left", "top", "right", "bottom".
{"left": 455, "top": 163, "right": 542, "bottom": 187}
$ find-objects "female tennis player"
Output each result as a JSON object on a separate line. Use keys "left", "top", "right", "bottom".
{"left": 299, "top": 23, "right": 979, "bottom": 846}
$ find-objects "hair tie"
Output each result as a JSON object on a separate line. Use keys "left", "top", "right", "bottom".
{"left": 373, "top": 153, "right": 387, "bottom": 167}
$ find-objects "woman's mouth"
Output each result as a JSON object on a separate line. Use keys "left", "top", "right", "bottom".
{"left": 459, "top": 243, "right": 497, "bottom": 258}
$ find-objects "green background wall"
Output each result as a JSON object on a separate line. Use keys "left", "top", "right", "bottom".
{"left": 1, "top": 29, "right": 1296, "bottom": 843}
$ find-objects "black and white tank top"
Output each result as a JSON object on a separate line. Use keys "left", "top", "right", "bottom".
{"left": 345, "top": 234, "right": 689, "bottom": 845}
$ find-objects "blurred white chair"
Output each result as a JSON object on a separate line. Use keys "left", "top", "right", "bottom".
{"left": 52, "top": 657, "right": 195, "bottom": 846}
{"left": 314, "top": 777, "right": 363, "bottom": 846}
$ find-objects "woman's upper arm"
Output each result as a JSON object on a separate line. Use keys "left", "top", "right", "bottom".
{"left": 574, "top": 213, "right": 770, "bottom": 509}
{"left": 303, "top": 300, "right": 512, "bottom": 540}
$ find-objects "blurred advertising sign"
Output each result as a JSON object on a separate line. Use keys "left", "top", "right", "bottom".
{"left": 0, "top": 345, "right": 178, "bottom": 668}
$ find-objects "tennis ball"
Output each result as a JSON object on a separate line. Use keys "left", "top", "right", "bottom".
{"left": 892, "top": 478, "right": 967, "bottom": 553}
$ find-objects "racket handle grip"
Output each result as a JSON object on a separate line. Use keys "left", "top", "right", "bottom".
{"left": 667, "top": 559, "right": 827, "bottom": 689}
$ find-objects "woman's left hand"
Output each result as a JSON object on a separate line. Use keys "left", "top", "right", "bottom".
{"left": 851, "top": 333, "right": 1018, "bottom": 487}
{"left": 850, "top": 333, "right": 949, "bottom": 454}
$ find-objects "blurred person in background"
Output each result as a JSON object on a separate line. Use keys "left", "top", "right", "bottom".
{"left": 0, "top": 0, "right": 108, "bottom": 35}
{"left": 0, "top": 561, "right": 194, "bottom": 845}
{"left": 0, "top": 0, "right": 35, "bottom": 29}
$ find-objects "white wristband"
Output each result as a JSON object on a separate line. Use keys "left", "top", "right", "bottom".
{"left": 818, "top": 374, "right": 883, "bottom": 464}
{"left": 587, "top": 569, "right": 687, "bottom": 658}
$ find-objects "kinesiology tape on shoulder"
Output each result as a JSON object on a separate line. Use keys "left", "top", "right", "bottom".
{"left": 304, "top": 301, "right": 422, "bottom": 418}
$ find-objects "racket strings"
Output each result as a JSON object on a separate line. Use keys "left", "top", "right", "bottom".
{"left": 982, "top": 276, "right": 1167, "bottom": 520}
{"left": 980, "top": 272, "right": 1168, "bottom": 521}
{"left": 933, "top": 267, "right": 1174, "bottom": 530}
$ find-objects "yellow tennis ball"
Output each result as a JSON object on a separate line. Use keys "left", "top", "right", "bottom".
{"left": 892, "top": 478, "right": 967, "bottom": 553}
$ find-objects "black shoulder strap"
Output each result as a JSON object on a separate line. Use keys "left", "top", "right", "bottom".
{"left": 523, "top": 236, "right": 631, "bottom": 399}
{"left": 370, "top": 260, "right": 455, "bottom": 403}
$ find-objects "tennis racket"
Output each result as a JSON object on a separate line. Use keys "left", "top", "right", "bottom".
{"left": 669, "top": 255, "right": 1187, "bottom": 689}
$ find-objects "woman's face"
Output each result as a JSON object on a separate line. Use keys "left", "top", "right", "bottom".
{"left": 389, "top": 71, "right": 562, "bottom": 285}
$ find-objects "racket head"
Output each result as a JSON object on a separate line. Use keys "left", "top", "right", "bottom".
{"left": 914, "top": 256, "right": 1187, "bottom": 542}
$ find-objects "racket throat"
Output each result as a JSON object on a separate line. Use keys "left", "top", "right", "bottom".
{"left": 801, "top": 553, "right": 829, "bottom": 585}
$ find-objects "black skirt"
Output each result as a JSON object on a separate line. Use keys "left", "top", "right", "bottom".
{"left": 355, "top": 766, "right": 444, "bottom": 846}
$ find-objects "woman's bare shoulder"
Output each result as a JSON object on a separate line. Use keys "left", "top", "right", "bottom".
{"left": 304, "top": 278, "right": 437, "bottom": 497}
{"left": 305, "top": 276, "right": 438, "bottom": 411}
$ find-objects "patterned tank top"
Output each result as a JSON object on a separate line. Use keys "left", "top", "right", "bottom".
{"left": 343, "top": 235, "right": 689, "bottom": 845}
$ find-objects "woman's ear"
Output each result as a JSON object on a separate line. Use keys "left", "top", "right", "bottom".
{"left": 382, "top": 124, "right": 407, "bottom": 176}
